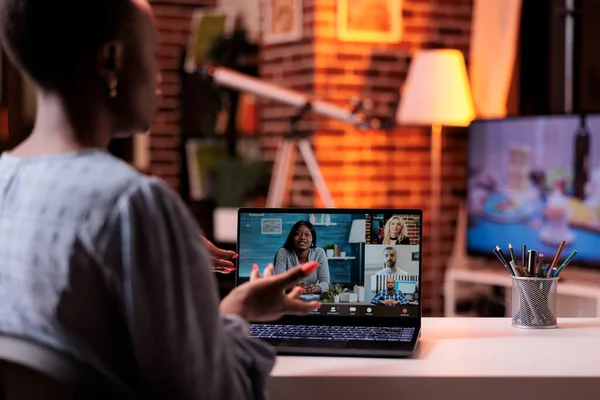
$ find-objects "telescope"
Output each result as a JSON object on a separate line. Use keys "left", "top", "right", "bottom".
{"left": 189, "top": 62, "right": 376, "bottom": 208}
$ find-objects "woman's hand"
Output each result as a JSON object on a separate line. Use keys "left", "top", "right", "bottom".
{"left": 201, "top": 236, "right": 238, "bottom": 274}
{"left": 220, "top": 262, "right": 322, "bottom": 322}
{"left": 303, "top": 284, "right": 322, "bottom": 294}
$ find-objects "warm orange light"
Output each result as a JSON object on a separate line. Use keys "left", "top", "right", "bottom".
{"left": 396, "top": 49, "right": 474, "bottom": 127}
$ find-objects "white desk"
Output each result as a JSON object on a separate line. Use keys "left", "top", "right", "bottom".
{"left": 269, "top": 317, "right": 600, "bottom": 400}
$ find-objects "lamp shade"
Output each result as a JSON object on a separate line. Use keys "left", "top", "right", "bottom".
{"left": 348, "top": 219, "right": 366, "bottom": 243}
{"left": 396, "top": 49, "right": 475, "bottom": 127}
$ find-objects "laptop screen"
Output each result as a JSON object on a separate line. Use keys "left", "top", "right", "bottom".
{"left": 236, "top": 208, "right": 422, "bottom": 320}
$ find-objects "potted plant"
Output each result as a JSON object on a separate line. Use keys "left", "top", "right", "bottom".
{"left": 323, "top": 283, "right": 347, "bottom": 303}
{"left": 340, "top": 247, "right": 346, "bottom": 257}
{"left": 324, "top": 243, "right": 335, "bottom": 258}
{"left": 213, "top": 157, "right": 270, "bottom": 207}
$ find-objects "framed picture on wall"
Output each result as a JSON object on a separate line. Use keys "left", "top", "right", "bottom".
{"left": 261, "top": 218, "right": 283, "bottom": 234}
{"left": 262, "top": 0, "right": 303, "bottom": 45}
{"left": 337, "top": 0, "right": 402, "bottom": 43}
{"left": 184, "top": 7, "right": 237, "bottom": 73}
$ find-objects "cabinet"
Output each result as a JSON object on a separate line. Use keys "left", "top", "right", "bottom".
{"left": 444, "top": 263, "right": 600, "bottom": 318}
{"left": 444, "top": 205, "right": 600, "bottom": 317}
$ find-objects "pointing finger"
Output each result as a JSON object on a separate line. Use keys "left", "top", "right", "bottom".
{"left": 287, "top": 286, "right": 304, "bottom": 299}
{"left": 201, "top": 236, "right": 238, "bottom": 259}
{"left": 212, "top": 258, "right": 235, "bottom": 270}
{"left": 263, "top": 263, "right": 274, "bottom": 277}
{"left": 250, "top": 264, "right": 260, "bottom": 281}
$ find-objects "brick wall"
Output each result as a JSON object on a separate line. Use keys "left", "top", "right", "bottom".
{"left": 149, "top": 0, "right": 217, "bottom": 190}
{"left": 259, "top": 0, "right": 473, "bottom": 315}
{"left": 258, "top": 2, "right": 317, "bottom": 207}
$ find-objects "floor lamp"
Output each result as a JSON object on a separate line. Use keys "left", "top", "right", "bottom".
{"left": 348, "top": 219, "right": 366, "bottom": 284}
{"left": 396, "top": 49, "right": 475, "bottom": 316}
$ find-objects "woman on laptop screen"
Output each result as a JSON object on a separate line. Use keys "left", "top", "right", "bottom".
{"left": 274, "top": 220, "right": 330, "bottom": 294}
{"left": 378, "top": 215, "right": 411, "bottom": 245}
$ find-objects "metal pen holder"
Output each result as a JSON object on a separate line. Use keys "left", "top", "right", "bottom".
{"left": 511, "top": 276, "right": 559, "bottom": 329}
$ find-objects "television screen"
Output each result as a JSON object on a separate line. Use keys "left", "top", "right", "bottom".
{"left": 467, "top": 115, "right": 600, "bottom": 267}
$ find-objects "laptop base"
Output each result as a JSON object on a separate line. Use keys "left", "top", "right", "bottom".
{"left": 258, "top": 331, "right": 420, "bottom": 358}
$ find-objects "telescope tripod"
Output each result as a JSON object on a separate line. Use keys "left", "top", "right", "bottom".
{"left": 266, "top": 104, "right": 335, "bottom": 208}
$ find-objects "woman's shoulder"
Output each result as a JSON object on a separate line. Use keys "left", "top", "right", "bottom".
{"left": 276, "top": 247, "right": 292, "bottom": 256}
{"left": 99, "top": 175, "right": 197, "bottom": 242}
{"left": 116, "top": 175, "right": 184, "bottom": 210}
{"left": 311, "top": 247, "right": 327, "bottom": 257}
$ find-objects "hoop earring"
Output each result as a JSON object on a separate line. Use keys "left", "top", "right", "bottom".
{"left": 109, "top": 77, "right": 118, "bottom": 98}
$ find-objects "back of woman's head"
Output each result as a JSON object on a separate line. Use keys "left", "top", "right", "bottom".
{"left": 0, "top": 0, "right": 159, "bottom": 136}
{"left": 0, "top": 0, "right": 131, "bottom": 94}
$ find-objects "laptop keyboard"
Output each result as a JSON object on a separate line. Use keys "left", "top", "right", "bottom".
{"left": 250, "top": 324, "right": 415, "bottom": 342}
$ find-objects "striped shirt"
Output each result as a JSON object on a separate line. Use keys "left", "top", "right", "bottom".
{"left": 371, "top": 289, "right": 410, "bottom": 306}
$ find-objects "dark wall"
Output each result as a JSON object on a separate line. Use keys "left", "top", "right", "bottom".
{"left": 519, "top": 0, "right": 600, "bottom": 115}
{"left": 573, "top": 0, "right": 600, "bottom": 113}
{"left": 519, "top": 0, "right": 551, "bottom": 115}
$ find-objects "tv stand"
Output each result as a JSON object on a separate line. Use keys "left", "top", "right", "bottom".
{"left": 445, "top": 262, "right": 600, "bottom": 318}
{"left": 444, "top": 204, "right": 600, "bottom": 317}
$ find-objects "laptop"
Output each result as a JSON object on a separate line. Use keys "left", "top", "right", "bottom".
{"left": 235, "top": 207, "right": 422, "bottom": 358}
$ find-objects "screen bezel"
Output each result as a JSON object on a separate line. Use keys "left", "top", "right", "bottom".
{"left": 465, "top": 114, "right": 599, "bottom": 269}
{"left": 235, "top": 207, "right": 423, "bottom": 327}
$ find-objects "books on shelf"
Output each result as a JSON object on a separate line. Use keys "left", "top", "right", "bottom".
{"left": 309, "top": 213, "right": 336, "bottom": 225}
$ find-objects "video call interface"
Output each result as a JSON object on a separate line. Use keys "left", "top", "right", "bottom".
{"left": 237, "top": 212, "right": 422, "bottom": 318}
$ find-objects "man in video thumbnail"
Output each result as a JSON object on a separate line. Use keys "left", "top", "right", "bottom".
{"left": 370, "top": 277, "right": 409, "bottom": 306}
{"left": 375, "top": 247, "right": 410, "bottom": 275}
